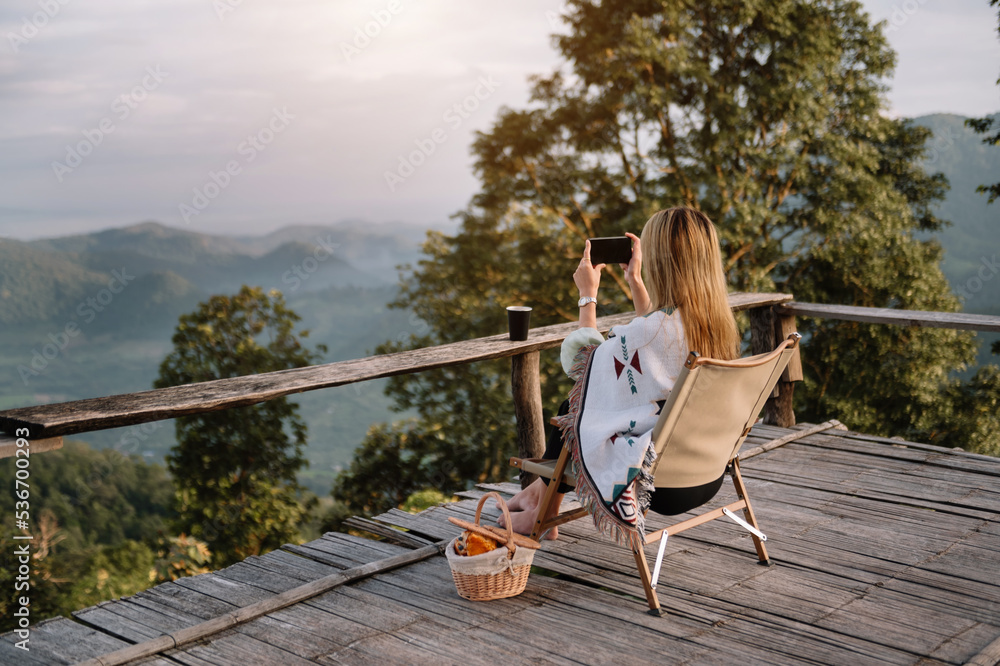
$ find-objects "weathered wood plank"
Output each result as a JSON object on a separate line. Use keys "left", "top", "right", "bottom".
{"left": 211, "top": 560, "right": 311, "bottom": 595}
{"left": 279, "top": 532, "right": 411, "bottom": 570}
{"left": 244, "top": 548, "right": 342, "bottom": 582}
{"left": 0, "top": 292, "right": 791, "bottom": 438}
{"left": 777, "top": 301, "right": 1000, "bottom": 332}
{"left": 968, "top": 633, "right": 1000, "bottom": 666}
{"left": 928, "top": 623, "right": 1000, "bottom": 665}
{"left": 747, "top": 446, "right": 1000, "bottom": 521}
{"left": 369, "top": 507, "right": 462, "bottom": 542}
{"left": 316, "top": 631, "right": 464, "bottom": 665}
{"left": 118, "top": 588, "right": 379, "bottom": 655}
{"left": 76, "top": 597, "right": 197, "bottom": 640}
{"left": 0, "top": 616, "right": 131, "bottom": 664}
{"left": 173, "top": 571, "right": 275, "bottom": 608}
{"left": 739, "top": 420, "right": 846, "bottom": 459}
{"left": 304, "top": 585, "right": 424, "bottom": 632}
{"left": 281, "top": 542, "right": 360, "bottom": 569}
{"left": 77, "top": 542, "right": 448, "bottom": 666}
{"left": 0, "top": 634, "right": 58, "bottom": 666}
{"left": 132, "top": 581, "right": 237, "bottom": 621}
{"left": 533, "top": 568, "right": 934, "bottom": 666}
{"left": 73, "top": 603, "right": 169, "bottom": 643}
{"left": 340, "top": 516, "right": 435, "bottom": 548}
{"left": 11, "top": 425, "right": 1000, "bottom": 665}
{"left": 317, "top": 531, "right": 412, "bottom": 559}
{"left": 254, "top": 601, "right": 378, "bottom": 648}
{"left": 167, "top": 630, "right": 318, "bottom": 666}
{"left": 211, "top": 614, "right": 348, "bottom": 661}
{"left": 392, "top": 615, "right": 576, "bottom": 665}
{"left": 815, "top": 592, "right": 984, "bottom": 659}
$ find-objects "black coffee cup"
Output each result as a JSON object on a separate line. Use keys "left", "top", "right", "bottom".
{"left": 507, "top": 306, "right": 531, "bottom": 341}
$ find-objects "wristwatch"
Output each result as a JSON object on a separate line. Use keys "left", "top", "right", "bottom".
{"left": 578, "top": 296, "right": 597, "bottom": 307}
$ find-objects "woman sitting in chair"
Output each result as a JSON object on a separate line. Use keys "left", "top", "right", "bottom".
{"left": 501, "top": 206, "right": 740, "bottom": 541}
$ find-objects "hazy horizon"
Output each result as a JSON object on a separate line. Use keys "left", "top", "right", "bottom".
{"left": 1, "top": 0, "right": 998, "bottom": 242}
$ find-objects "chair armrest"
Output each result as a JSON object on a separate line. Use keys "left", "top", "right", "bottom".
{"left": 509, "top": 457, "right": 577, "bottom": 486}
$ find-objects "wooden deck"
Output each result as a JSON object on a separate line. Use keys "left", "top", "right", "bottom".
{"left": 4, "top": 423, "right": 999, "bottom": 665}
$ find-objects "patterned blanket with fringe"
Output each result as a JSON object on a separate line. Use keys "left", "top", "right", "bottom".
{"left": 554, "top": 310, "right": 687, "bottom": 551}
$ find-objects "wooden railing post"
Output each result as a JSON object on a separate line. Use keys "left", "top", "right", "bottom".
{"left": 511, "top": 351, "right": 545, "bottom": 488}
{"left": 749, "top": 305, "right": 801, "bottom": 428}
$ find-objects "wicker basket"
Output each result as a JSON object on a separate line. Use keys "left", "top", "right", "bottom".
{"left": 445, "top": 491, "right": 539, "bottom": 601}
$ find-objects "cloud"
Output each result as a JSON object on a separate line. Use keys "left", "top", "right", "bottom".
{"left": 0, "top": 0, "right": 996, "bottom": 240}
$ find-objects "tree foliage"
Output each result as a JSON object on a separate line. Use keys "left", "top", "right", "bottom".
{"left": 155, "top": 286, "right": 324, "bottom": 566}
{"left": 0, "top": 442, "right": 173, "bottom": 631}
{"left": 965, "top": 0, "right": 1000, "bottom": 203}
{"left": 332, "top": 0, "right": 998, "bottom": 517}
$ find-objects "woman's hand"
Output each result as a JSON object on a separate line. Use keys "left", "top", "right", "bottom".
{"left": 621, "top": 232, "right": 643, "bottom": 288}
{"left": 573, "top": 240, "right": 604, "bottom": 298}
{"left": 622, "top": 232, "right": 651, "bottom": 315}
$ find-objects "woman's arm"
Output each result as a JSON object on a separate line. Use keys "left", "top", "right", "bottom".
{"left": 574, "top": 239, "right": 603, "bottom": 329}
{"left": 623, "top": 232, "right": 650, "bottom": 316}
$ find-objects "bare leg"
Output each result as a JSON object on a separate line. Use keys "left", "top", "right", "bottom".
{"left": 498, "top": 489, "right": 564, "bottom": 541}
{"left": 502, "top": 477, "right": 546, "bottom": 513}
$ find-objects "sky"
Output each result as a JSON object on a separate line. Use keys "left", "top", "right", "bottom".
{"left": 0, "top": 0, "right": 997, "bottom": 241}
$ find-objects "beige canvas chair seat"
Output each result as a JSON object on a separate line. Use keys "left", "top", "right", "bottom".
{"left": 509, "top": 333, "right": 801, "bottom": 615}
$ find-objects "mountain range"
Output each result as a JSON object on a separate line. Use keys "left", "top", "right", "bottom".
{"left": 0, "top": 220, "right": 430, "bottom": 493}
{"left": 0, "top": 112, "right": 997, "bottom": 494}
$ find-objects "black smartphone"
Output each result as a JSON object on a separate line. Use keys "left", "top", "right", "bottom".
{"left": 588, "top": 236, "right": 632, "bottom": 265}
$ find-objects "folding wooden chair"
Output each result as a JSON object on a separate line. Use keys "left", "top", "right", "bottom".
{"left": 510, "top": 333, "right": 801, "bottom": 615}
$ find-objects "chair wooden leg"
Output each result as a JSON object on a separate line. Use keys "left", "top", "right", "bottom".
{"left": 529, "top": 447, "right": 571, "bottom": 541}
{"left": 633, "top": 545, "right": 665, "bottom": 616}
{"left": 729, "top": 457, "right": 770, "bottom": 565}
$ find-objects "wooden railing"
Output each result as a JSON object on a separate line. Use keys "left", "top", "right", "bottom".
{"left": 3, "top": 294, "right": 999, "bottom": 465}
{"left": 0, "top": 293, "right": 795, "bottom": 460}
{"left": 776, "top": 303, "right": 1000, "bottom": 332}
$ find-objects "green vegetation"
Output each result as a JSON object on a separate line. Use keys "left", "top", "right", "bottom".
{"left": 0, "top": 442, "right": 173, "bottom": 632}
{"left": 155, "top": 286, "right": 325, "bottom": 567}
{"left": 0, "top": 224, "right": 419, "bottom": 487}
{"left": 331, "top": 0, "right": 1000, "bottom": 520}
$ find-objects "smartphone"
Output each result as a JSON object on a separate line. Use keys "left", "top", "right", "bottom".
{"left": 588, "top": 236, "right": 632, "bottom": 266}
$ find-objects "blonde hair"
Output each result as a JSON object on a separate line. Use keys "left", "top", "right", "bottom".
{"left": 640, "top": 207, "right": 740, "bottom": 361}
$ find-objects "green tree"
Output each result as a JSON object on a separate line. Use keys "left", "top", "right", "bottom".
{"left": 155, "top": 286, "right": 324, "bottom": 566}
{"left": 0, "top": 443, "right": 173, "bottom": 631}
{"left": 334, "top": 0, "right": 998, "bottom": 517}
{"left": 965, "top": 0, "right": 1000, "bottom": 203}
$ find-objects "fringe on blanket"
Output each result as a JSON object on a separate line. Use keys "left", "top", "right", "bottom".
{"left": 554, "top": 343, "right": 656, "bottom": 553}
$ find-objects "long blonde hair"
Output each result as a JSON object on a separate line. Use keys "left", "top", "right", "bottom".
{"left": 640, "top": 207, "right": 740, "bottom": 361}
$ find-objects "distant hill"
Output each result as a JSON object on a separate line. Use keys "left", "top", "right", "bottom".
{"left": 0, "top": 239, "right": 113, "bottom": 324}
{"left": 0, "top": 220, "right": 428, "bottom": 494}
{"left": 915, "top": 112, "right": 1000, "bottom": 316}
{"left": 915, "top": 113, "right": 1000, "bottom": 370}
